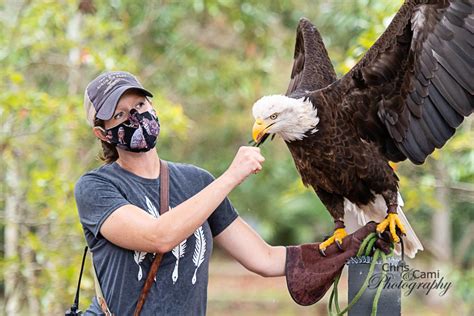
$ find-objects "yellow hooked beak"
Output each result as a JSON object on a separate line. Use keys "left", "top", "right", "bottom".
{"left": 252, "top": 118, "right": 268, "bottom": 143}
{"left": 389, "top": 161, "right": 398, "bottom": 171}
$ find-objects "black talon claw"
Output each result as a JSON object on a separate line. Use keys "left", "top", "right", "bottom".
{"left": 381, "top": 231, "right": 392, "bottom": 242}
{"left": 319, "top": 248, "right": 327, "bottom": 257}
{"left": 394, "top": 228, "right": 406, "bottom": 241}
{"left": 335, "top": 240, "right": 343, "bottom": 251}
{"left": 377, "top": 232, "right": 383, "bottom": 239}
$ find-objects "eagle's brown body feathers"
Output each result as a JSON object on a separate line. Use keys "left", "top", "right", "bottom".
{"left": 287, "top": 90, "right": 400, "bottom": 220}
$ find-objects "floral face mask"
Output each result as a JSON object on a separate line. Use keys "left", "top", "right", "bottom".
{"left": 104, "top": 109, "right": 160, "bottom": 152}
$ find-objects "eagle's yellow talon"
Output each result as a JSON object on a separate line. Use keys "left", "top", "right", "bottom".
{"left": 376, "top": 220, "right": 389, "bottom": 232}
{"left": 394, "top": 216, "right": 407, "bottom": 235}
{"left": 334, "top": 228, "right": 348, "bottom": 244}
{"left": 319, "top": 228, "right": 348, "bottom": 252}
{"left": 376, "top": 213, "right": 405, "bottom": 243}
{"left": 319, "top": 236, "right": 335, "bottom": 251}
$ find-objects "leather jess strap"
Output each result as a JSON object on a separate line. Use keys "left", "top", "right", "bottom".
{"left": 134, "top": 159, "right": 170, "bottom": 316}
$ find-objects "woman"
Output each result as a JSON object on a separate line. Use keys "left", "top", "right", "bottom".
{"left": 76, "top": 71, "right": 381, "bottom": 315}
{"left": 76, "top": 71, "right": 286, "bottom": 315}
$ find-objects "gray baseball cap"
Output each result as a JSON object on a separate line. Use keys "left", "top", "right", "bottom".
{"left": 84, "top": 71, "right": 153, "bottom": 126}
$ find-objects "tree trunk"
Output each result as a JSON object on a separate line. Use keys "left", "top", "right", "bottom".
{"left": 425, "top": 159, "right": 452, "bottom": 306}
{"left": 67, "top": 13, "right": 82, "bottom": 96}
{"left": 432, "top": 159, "right": 452, "bottom": 263}
{"left": 4, "top": 158, "right": 22, "bottom": 316}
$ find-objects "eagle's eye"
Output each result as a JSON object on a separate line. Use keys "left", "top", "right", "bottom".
{"left": 270, "top": 113, "right": 278, "bottom": 120}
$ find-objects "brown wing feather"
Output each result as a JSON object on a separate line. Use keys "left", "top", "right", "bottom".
{"left": 318, "top": 0, "right": 473, "bottom": 164}
{"left": 286, "top": 18, "right": 337, "bottom": 96}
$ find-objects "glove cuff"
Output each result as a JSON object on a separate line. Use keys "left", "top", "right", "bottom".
{"left": 285, "top": 244, "right": 342, "bottom": 306}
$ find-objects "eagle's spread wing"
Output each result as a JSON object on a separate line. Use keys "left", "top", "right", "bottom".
{"left": 320, "top": 0, "right": 473, "bottom": 164}
{"left": 286, "top": 18, "right": 337, "bottom": 96}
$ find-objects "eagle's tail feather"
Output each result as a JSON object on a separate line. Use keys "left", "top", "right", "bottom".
{"left": 343, "top": 192, "right": 423, "bottom": 258}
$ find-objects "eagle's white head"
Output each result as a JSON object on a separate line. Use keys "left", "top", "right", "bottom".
{"left": 251, "top": 94, "right": 320, "bottom": 144}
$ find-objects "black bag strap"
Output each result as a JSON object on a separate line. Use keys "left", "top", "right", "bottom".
{"left": 65, "top": 246, "right": 88, "bottom": 315}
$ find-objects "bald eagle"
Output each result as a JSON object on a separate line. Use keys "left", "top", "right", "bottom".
{"left": 252, "top": 0, "right": 473, "bottom": 258}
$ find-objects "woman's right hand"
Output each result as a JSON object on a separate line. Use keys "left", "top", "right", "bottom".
{"left": 223, "top": 146, "right": 265, "bottom": 187}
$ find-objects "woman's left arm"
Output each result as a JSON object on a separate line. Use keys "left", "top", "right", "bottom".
{"left": 214, "top": 217, "right": 286, "bottom": 277}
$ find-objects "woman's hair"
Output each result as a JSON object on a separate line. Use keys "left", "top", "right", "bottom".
{"left": 94, "top": 117, "right": 119, "bottom": 164}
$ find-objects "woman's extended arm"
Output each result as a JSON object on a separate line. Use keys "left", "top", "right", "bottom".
{"left": 100, "top": 146, "right": 264, "bottom": 253}
{"left": 214, "top": 217, "right": 286, "bottom": 277}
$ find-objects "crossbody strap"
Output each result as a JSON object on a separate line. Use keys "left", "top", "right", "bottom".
{"left": 91, "top": 253, "right": 113, "bottom": 316}
{"left": 134, "top": 159, "right": 170, "bottom": 316}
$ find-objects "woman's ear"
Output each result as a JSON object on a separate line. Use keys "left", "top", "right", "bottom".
{"left": 93, "top": 126, "right": 109, "bottom": 142}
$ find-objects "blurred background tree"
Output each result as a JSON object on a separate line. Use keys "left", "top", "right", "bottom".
{"left": 0, "top": 0, "right": 472, "bottom": 315}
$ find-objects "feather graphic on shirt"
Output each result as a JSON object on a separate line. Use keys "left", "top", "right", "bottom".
{"left": 134, "top": 251, "right": 147, "bottom": 281}
{"left": 171, "top": 239, "right": 187, "bottom": 284}
{"left": 145, "top": 196, "right": 160, "bottom": 218}
{"left": 191, "top": 226, "right": 206, "bottom": 285}
{"left": 133, "top": 196, "right": 160, "bottom": 281}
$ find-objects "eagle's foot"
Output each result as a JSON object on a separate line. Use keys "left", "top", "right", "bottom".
{"left": 376, "top": 212, "right": 406, "bottom": 243}
{"left": 318, "top": 228, "right": 348, "bottom": 256}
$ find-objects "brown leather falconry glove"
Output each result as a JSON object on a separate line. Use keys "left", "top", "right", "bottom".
{"left": 285, "top": 222, "right": 390, "bottom": 306}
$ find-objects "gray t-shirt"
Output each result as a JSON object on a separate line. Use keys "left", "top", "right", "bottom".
{"left": 74, "top": 161, "right": 238, "bottom": 315}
